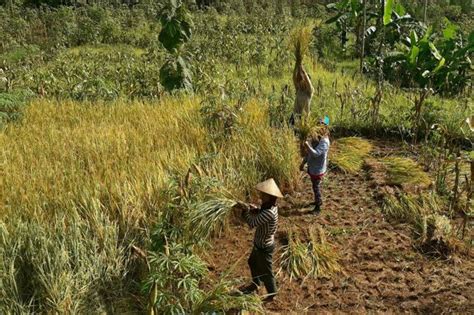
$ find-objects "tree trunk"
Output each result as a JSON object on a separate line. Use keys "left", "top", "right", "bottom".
{"left": 360, "top": 0, "right": 367, "bottom": 72}
{"left": 412, "top": 89, "right": 430, "bottom": 143}
{"left": 377, "top": 0, "right": 385, "bottom": 55}
{"left": 423, "top": 0, "right": 428, "bottom": 23}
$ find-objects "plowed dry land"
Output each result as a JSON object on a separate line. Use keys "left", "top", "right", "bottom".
{"left": 206, "top": 140, "right": 474, "bottom": 314}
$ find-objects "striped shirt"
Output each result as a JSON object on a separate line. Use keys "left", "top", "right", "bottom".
{"left": 244, "top": 206, "right": 278, "bottom": 249}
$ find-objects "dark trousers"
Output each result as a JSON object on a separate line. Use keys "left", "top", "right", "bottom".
{"left": 311, "top": 177, "right": 323, "bottom": 206}
{"left": 248, "top": 244, "right": 277, "bottom": 295}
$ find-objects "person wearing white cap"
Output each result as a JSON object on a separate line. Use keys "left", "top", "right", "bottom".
{"left": 238, "top": 178, "right": 283, "bottom": 301}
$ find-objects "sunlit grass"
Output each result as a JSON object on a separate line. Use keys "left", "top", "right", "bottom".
{"left": 0, "top": 97, "right": 300, "bottom": 313}
{"left": 330, "top": 137, "right": 373, "bottom": 173}
{"left": 380, "top": 157, "right": 431, "bottom": 188}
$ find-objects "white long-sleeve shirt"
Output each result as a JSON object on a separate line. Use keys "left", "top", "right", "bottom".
{"left": 305, "top": 136, "right": 330, "bottom": 175}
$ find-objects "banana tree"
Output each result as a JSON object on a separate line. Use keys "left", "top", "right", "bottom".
{"left": 430, "top": 20, "right": 474, "bottom": 96}
{"left": 383, "top": 21, "right": 473, "bottom": 95}
{"left": 326, "top": 0, "right": 366, "bottom": 51}
{"left": 383, "top": 27, "right": 446, "bottom": 139}
{"left": 326, "top": 0, "right": 418, "bottom": 56}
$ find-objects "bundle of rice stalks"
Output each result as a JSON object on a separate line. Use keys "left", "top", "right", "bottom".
{"left": 380, "top": 157, "right": 431, "bottom": 189}
{"left": 193, "top": 278, "right": 263, "bottom": 314}
{"left": 382, "top": 193, "right": 426, "bottom": 229}
{"left": 306, "top": 226, "right": 341, "bottom": 279}
{"left": 279, "top": 227, "right": 340, "bottom": 281}
{"left": 294, "top": 116, "right": 323, "bottom": 145}
{"left": 418, "top": 214, "right": 454, "bottom": 259}
{"left": 331, "top": 137, "right": 373, "bottom": 174}
{"left": 279, "top": 229, "right": 312, "bottom": 280}
{"left": 188, "top": 197, "right": 237, "bottom": 240}
{"left": 290, "top": 25, "right": 313, "bottom": 66}
{"left": 382, "top": 192, "right": 455, "bottom": 258}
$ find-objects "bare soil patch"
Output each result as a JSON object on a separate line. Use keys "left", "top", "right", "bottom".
{"left": 205, "top": 141, "right": 474, "bottom": 313}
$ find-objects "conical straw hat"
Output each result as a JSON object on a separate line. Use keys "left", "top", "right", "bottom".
{"left": 255, "top": 178, "right": 284, "bottom": 198}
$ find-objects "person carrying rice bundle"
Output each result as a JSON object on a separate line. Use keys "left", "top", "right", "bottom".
{"left": 300, "top": 117, "right": 330, "bottom": 215}
{"left": 289, "top": 25, "right": 314, "bottom": 126}
{"left": 237, "top": 178, "right": 283, "bottom": 302}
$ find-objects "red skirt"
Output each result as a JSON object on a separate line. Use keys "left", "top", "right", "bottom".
{"left": 309, "top": 172, "right": 325, "bottom": 180}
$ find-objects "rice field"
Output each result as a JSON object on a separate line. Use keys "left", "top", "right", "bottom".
{"left": 0, "top": 97, "right": 301, "bottom": 313}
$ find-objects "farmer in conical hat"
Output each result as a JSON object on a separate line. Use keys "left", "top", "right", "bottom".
{"left": 300, "top": 117, "right": 330, "bottom": 215}
{"left": 239, "top": 178, "right": 283, "bottom": 301}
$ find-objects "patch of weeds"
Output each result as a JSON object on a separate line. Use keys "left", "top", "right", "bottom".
{"left": 0, "top": 90, "right": 34, "bottom": 128}
{"left": 328, "top": 227, "right": 355, "bottom": 237}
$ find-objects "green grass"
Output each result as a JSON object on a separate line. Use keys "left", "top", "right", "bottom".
{"left": 0, "top": 45, "right": 41, "bottom": 64}
{"left": 65, "top": 44, "right": 146, "bottom": 56}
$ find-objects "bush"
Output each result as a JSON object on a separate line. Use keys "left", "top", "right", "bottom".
{"left": 0, "top": 90, "right": 34, "bottom": 128}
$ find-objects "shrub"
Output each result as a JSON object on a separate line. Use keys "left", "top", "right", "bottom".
{"left": 0, "top": 90, "right": 34, "bottom": 128}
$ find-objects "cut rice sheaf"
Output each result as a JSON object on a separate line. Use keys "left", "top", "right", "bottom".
{"left": 367, "top": 156, "right": 431, "bottom": 192}
{"left": 330, "top": 137, "right": 373, "bottom": 174}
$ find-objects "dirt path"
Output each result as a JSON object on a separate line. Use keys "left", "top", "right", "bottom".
{"left": 205, "top": 142, "right": 474, "bottom": 314}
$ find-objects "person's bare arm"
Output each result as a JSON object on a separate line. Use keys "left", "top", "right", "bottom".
{"left": 305, "top": 141, "right": 328, "bottom": 157}
{"left": 300, "top": 156, "right": 307, "bottom": 171}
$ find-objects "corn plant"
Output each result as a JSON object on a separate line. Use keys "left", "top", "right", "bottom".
{"left": 144, "top": 242, "right": 208, "bottom": 314}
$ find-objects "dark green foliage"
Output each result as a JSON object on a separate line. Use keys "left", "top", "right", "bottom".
{"left": 159, "top": 2, "right": 193, "bottom": 52}
{"left": 158, "top": 0, "right": 194, "bottom": 92}
{"left": 326, "top": 0, "right": 472, "bottom": 96}
{"left": 159, "top": 55, "right": 193, "bottom": 91}
{"left": 382, "top": 23, "right": 473, "bottom": 95}
{"left": 0, "top": 90, "right": 33, "bottom": 128}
